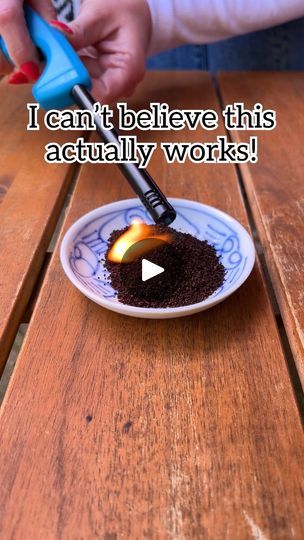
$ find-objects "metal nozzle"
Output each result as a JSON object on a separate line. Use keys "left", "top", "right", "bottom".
{"left": 71, "top": 85, "right": 176, "bottom": 226}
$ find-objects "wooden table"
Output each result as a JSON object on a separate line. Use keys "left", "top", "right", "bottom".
{"left": 0, "top": 72, "right": 303, "bottom": 539}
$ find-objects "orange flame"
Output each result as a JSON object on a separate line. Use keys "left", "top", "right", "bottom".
{"left": 107, "top": 219, "right": 171, "bottom": 263}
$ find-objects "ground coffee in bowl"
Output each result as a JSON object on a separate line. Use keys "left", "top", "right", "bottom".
{"left": 105, "top": 225, "right": 225, "bottom": 308}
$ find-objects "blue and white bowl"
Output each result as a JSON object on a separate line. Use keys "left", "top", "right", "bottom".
{"left": 60, "top": 198, "right": 255, "bottom": 319}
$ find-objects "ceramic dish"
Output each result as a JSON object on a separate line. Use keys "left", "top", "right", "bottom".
{"left": 60, "top": 198, "right": 255, "bottom": 319}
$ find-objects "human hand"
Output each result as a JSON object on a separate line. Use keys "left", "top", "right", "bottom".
{"left": 0, "top": 0, "right": 56, "bottom": 83}
{"left": 1, "top": 0, "right": 151, "bottom": 102}
{"left": 53, "top": 0, "right": 152, "bottom": 103}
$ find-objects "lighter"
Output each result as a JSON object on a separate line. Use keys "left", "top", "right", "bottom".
{"left": 0, "top": 6, "right": 176, "bottom": 226}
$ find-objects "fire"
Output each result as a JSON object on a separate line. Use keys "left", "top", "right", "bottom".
{"left": 107, "top": 219, "right": 171, "bottom": 263}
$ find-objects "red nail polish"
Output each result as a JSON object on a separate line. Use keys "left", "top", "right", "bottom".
{"left": 50, "top": 20, "right": 74, "bottom": 35}
{"left": 20, "top": 61, "right": 40, "bottom": 82}
{"left": 8, "top": 71, "right": 29, "bottom": 84}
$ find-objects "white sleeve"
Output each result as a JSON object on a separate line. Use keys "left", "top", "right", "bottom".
{"left": 146, "top": 0, "right": 304, "bottom": 55}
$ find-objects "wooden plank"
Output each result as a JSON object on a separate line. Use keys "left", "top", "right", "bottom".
{"left": 0, "top": 83, "right": 79, "bottom": 373}
{"left": 218, "top": 72, "right": 304, "bottom": 387}
{"left": 0, "top": 73, "right": 303, "bottom": 539}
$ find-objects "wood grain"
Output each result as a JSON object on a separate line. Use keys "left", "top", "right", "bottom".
{"left": 0, "top": 82, "right": 80, "bottom": 373}
{"left": 218, "top": 72, "right": 304, "bottom": 387}
{"left": 0, "top": 73, "right": 303, "bottom": 539}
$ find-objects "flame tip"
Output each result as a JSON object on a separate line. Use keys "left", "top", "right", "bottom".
{"left": 107, "top": 220, "right": 171, "bottom": 263}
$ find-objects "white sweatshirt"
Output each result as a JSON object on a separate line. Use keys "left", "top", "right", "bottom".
{"left": 147, "top": 0, "right": 304, "bottom": 55}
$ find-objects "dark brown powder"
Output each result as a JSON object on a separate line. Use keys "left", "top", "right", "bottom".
{"left": 105, "top": 226, "right": 225, "bottom": 308}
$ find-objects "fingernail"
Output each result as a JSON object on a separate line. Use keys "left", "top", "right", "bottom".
{"left": 8, "top": 71, "right": 29, "bottom": 84}
{"left": 50, "top": 20, "right": 74, "bottom": 35}
{"left": 20, "top": 61, "right": 40, "bottom": 82}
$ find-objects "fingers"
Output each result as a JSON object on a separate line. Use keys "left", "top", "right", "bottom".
{"left": 68, "top": 6, "right": 104, "bottom": 51}
{"left": 29, "top": 0, "right": 56, "bottom": 21}
{"left": 92, "top": 53, "right": 145, "bottom": 104}
{"left": 52, "top": 11, "right": 146, "bottom": 102}
{"left": 79, "top": 54, "right": 102, "bottom": 80}
{"left": 0, "top": 0, "right": 39, "bottom": 69}
{"left": 92, "top": 28, "right": 146, "bottom": 103}
{"left": 49, "top": 20, "right": 74, "bottom": 37}
{"left": 91, "top": 66, "right": 145, "bottom": 104}
{"left": 0, "top": 0, "right": 55, "bottom": 83}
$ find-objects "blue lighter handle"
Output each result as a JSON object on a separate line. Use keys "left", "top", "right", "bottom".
{"left": 0, "top": 5, "right": 92, "bottom": 109}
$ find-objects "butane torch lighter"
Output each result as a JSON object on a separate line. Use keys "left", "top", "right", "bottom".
{"left": 0, "top": 6, "right": 176, "bottom": 225}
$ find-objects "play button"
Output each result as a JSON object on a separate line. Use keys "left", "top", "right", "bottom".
{"left": 118, "top": 237, "right": 182, "bottom": 304}
{"left": 142, "top": 259, "right": 164, "bottom": 282}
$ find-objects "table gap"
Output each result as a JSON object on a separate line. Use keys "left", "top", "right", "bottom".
{"left": 0, "top": 160, "right": 83, "bottom": 381}
{"left": 276, "top": 314, "right": 304, "bottom": 421}
{"left": 236, "top": 163, "right": 303, "bottom": 418}
{"left": 235, "top": 163, "right": 302, "bottom": 419}
{"left": 0, "top": 161, "right": 83, "bottom": 399}
{"left": 215, "top": 76, "right": 303, "bottom": 414}
{"left": 0, "top": 165, "right": 81, "bottom": 405}
{"left": 22, "top": 253, "right": 52, "bottom": 324}
{"left": 47, "top": 161, "right": 82, "bottom": 252}
{"left": 233, "top": 164, "right": 302, "bottom": 416}
{"left": 0, "top": 324, "right": 28, "bottom": 404}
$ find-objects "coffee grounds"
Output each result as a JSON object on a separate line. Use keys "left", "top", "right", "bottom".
{"left": 105, "top": 226, "right": 226, "bottom": 308}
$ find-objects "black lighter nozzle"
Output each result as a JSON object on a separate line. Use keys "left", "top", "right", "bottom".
{"left": 72, "top": 84, "right": 176, "bottom": 226}
{"left": 141, "top": 186, "right": 176, "bottom": 225}
{"left": 158, "top": 208, "right": 177, "bottom": 226}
